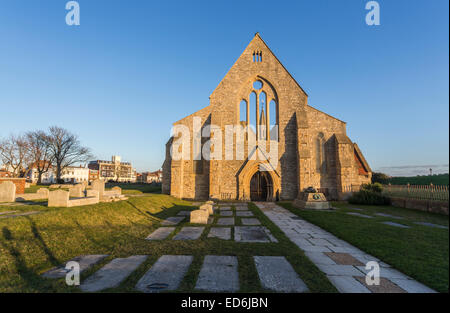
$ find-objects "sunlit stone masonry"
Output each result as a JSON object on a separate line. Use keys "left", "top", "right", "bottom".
{"left": 162, "top": 33, "right": 371, "bottom": 202}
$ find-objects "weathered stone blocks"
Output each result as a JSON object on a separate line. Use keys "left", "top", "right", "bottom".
{"left": 190, "top": 209, "right": 209, "bottom": 224}
{"left": 0, "top": 181, "right": 16, "bottom": 203}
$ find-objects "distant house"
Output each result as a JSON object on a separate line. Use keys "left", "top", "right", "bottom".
{"left": 138, "top": 170, "right": 163, "bottom": 184}
{"left": 88, "top": 156, "right": 137, "bottom": 183}
{"left": 26, "top": 163, "right": 89, "bottom": 184}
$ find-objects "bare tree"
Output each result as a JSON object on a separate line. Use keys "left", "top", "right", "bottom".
{"left": 46, "top": 126, "right": 92, "bottom": 183}
{"left": 26, "top": 130, "right": 52, "bottom": 184}
{"left": 0, "top": 134, "right": 31, "bottom": 177}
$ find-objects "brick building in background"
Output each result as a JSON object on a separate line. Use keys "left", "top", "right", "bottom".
{"left": 88, "top": 156, "right": 136, "bottom": 183}
{"left": 163, "top": 34, "right": 371, "bottom": 201}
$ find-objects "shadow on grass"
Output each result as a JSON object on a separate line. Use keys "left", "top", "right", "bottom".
{"left": 1, "top": 226, "right": 53, "bottom": 292}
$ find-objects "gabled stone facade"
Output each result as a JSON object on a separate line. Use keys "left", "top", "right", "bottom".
{"left": 162, "top": 34, "right": 371, "bottom": 201}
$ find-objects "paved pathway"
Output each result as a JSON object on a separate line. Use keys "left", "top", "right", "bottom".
{"left": 254, "top": 202, "right": 436, "bottom": 293}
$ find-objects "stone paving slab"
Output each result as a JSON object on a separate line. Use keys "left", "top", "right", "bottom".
{"left": 220, "top": 211, "right": 233, "bottom": 216}
{"left": 346, "top": 212, "right": 373, "bottom": 219}
{"left": 217, "top": 217, "right": 235, "bottom": 225}
{"left": 146, "top": 227, "right": 175, "bottom": 240}
{"left": 236, "top": 211, "right": 253, "bottom": 217}
{"left": 0, "top": 210, "right": 17, "bottom": 215}
{"left": 42, "top": 255, "right": 108, "bottom": 279}
{"left": 234, "top": 226, "right": 277, "bottom": 243}
{"left": 136, "top": 255, "right": 193, "bottom": 293}
{"left": 235, "top": 206, "right": 249, "bottom": 211}
{"left": 315, "top": 263, "right": 365, "bottom": 276}
{"left": 304, "top": 251, "right": 336, "bottom": 265}
{"left": 414, "top": 222, "right": 448, "bottom": 229}
{"left": 253, "top": 256, "right": 309, "bottom": 293}
{"left": 161, "top": 216, "right": 185, "bottom": 226}
{"left": 195, "top": 255, "right": 239, "bottom": 292}
{"left": 381, "top": 221, "right": 410, "bottom": 228}
{"left": 173, "top": 227, "right": 205, "bottom": 240}
{"left": 241, "top": 218, "right": 261, "bottom": 225}
{"left": 327, "top": 275, "right": 370, "bottom": 293}
{"left": 207, "top": 227, "right": 231, "bottom": 240}
{"left": 219, "top": 206, "right": 231, "bottom": 211}
{"left": 177, "top": 211, "right": 192, "bottom": 216}
{"left": 354, "top": 277, "right": 406, "bottom": 293}
{"left": 324, "top": 252, "right": 364, "bottom": 266}
{"left": 389, "top": 278, "right": 437, "bottom": 293}
{"left": 81, "top": 255, "right": 148, "bottom": 292}
{"left": 375, "top": 213, "right": 403, "bottom": 219}
{"left": 254, "top": 202, "right": 436, "bottom": 293}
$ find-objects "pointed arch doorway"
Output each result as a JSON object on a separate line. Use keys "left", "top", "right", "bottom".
{"left": 250, "top": 171, "right": 273, "bottom": 201}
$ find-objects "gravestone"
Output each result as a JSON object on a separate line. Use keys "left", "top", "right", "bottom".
{"left": 200, "top": 204, "right": 213, "bottom": 215}
{"left": 190, "top": 209, "right": 209, "bottom": 224}
{"left": 91, "top": 179, "right": 105, "bottom": 197}
{"left": 0, "top": 181, "right": 16, "bottom": 203}
{"left": 69, "top": 184, "right": 84, "bottom": 198}
{"left": 37, "top": 188, "right": 49, "bottom": 197}
{"left": 48, "top": 189, "right": 70, "bottom": 207}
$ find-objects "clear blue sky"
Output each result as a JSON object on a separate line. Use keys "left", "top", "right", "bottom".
{"left": 0, "top": 0, "right": 448, "bottom": 175}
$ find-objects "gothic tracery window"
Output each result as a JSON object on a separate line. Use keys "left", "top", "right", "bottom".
{"left": 238, "top": 79, "right": 278, "bottom": 141}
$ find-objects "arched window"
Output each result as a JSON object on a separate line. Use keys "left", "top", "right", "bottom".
{"left": 316, "top": 133, "right": 326, "bottom": 173}
{"left": 249, "top": 92, "right": 257, "bottom": 133}
{"left": 258, "top": 91, "right": 267, "bottom": 140}
{"left": 269, "top": 99, "right": 277, "bottom": 141}
{"left": 238, "top": 79, "right": 278, "bottom": 141}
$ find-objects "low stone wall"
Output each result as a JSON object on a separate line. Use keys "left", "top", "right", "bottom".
{"left": 16, "top": 188, "right": 49, "bottom": 201}
{"left": 390, "top": 197, "right": 449, "bottom": 215}
{"left": 48, "top": 189, "right": 100, "bottom": 208}
{"left": 0, "top": 178, "right": 26, "bottom": 194}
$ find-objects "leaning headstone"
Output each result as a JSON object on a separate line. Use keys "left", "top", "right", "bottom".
{"left": 69, "top": 184, "right": 84, "bottom": 198}
{"left": 200, "top": 204, "right": 213, "bottom": 215}
{"left": 190, "top": 210, "right": 209, "bottom": 224}
{"left": 136, "top": 255, "right": 193, "bottom": 293}
{"left": 80, "top": 255, "right": 148, "bottom": 292}
{"left": 48, "top": 189, "right": 70, "bottom": 207}
{"left": 195, "top": 255, "right": 239, "bottom": 292}
{"left": 0, "top": 181, "right": 16, "bottom": 203}
{"left": 253, "top": 256, "right": 309, "bottom": 292}
{"left": 91, "top": 179, "right": 105, "bottom": 197}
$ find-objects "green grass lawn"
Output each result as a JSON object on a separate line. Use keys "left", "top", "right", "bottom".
{"left": 0, "top": 195, "right": 335, "bottom": 293}
{"left": 278, "top": 201, "right": 449, "bottom": 293}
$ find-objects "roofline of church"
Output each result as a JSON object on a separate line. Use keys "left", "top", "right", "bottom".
{"left": 209, "top": 33, "right": 309, "bottom": 99}
{"left": 307, "top": 105, "right": 347, "bottom": 124}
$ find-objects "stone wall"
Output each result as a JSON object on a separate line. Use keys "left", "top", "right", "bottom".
{"left": 390, "top": 197, "right": 449, "bottom": 215}
{"left": 163, "top": 34, "right": 372, "bottom": 201}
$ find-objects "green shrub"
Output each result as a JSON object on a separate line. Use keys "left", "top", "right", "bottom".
{"left": 348, "top": 190, "right": 391, "bottom": 205}
{"left": 361, "top": 182, "right": 384, "bottom": 193}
